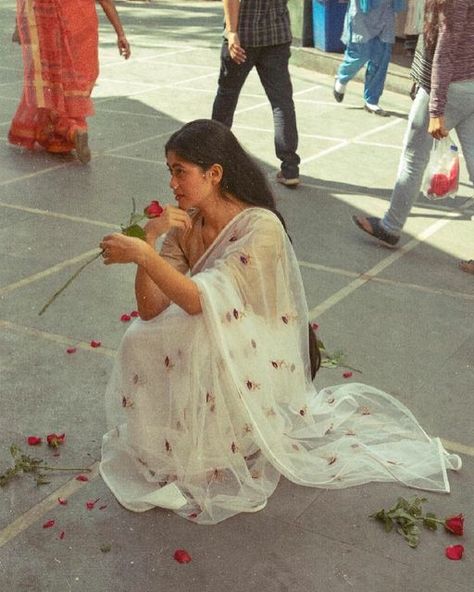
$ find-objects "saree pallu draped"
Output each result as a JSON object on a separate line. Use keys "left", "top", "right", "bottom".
{"left": 9, "top": 0, "right": 99, "bottom": 153}
{"left": 100, "top": 208, "right": 461, "bottom": 525}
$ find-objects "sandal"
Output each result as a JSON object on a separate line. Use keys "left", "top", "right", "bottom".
{"left": 458, "top": 260, "right": 474, "bottom": 275}
{"left": 352, "top": 215, "right": 400, "bottom": 247}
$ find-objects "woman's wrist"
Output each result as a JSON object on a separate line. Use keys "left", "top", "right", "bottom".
{"left": 137, "top": 241, "right": 154, "bottom": 268}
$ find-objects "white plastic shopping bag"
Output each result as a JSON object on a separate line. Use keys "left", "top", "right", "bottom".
{"left": 422, "top": 136, "right": 460, "bottom": 200}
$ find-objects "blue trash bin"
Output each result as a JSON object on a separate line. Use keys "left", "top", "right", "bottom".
{"left": 312, "top": 0, "right": 349, "bottom": 53}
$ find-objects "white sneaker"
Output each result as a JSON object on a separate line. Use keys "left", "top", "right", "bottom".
{"left": 276, "top": 171, "right": 300, "bottom": 187}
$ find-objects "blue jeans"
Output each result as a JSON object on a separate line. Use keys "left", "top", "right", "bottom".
{"left": 383, "top": 81, "right": 474, "bottom": 234}
{"left": 212, "top": 41, "right": 300, "bottom": 179}
{"left": 337, "top": 37, "right": 393, "bottom": 105}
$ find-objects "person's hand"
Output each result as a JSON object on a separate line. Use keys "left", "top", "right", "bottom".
{"left": 118, "top": 35, "right": 131, "bottom": 59}
{"left": 143, "top": 205, "right": 193, "bottom": 243}
{"left": 228, "top": 32, "right": 246, "bottom": 64}
{"left": 428, "top": 116, "right": 448, "bottom": 140}
{"left": 100, "top": 233, "right": 150, "bottom": 266}
{"left": 12, "top": 26, "right": 20, "bottom": 44}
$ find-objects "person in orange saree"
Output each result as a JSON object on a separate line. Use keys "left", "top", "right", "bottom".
{"left": 9, "top": 0, "right": 130, "bottom": 164}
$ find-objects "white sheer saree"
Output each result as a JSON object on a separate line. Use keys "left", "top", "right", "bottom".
{"left": 100, "top": 208, "right": 461, "bottom": 524}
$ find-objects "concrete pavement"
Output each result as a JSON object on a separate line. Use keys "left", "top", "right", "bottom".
{"left": 0, "top": 1, "right": 473, "bottom": 591}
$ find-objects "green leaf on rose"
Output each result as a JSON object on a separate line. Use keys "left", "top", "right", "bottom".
{"left": 121, "top": 224, "right": 146, "bottom": 241}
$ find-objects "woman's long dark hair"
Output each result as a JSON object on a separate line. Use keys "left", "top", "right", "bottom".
{"left": 165, "top": 119, "right": 321, "bottom": 378}
{"left": 165, "top": 119, "right": 288, "bottom": 230}
{"left": 424, "top": 0, "right": 451, "bottom": 51}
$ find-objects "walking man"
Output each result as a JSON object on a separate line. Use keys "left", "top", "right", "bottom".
{"left": 212, "top": 0, "right": 300, "bottom": 187}
{"left": 333, "top": 0, "right": 406, "bottom": 116}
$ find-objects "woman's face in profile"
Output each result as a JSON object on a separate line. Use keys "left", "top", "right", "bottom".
{"left": 166, "top": 150, "right": 214, "bottom": 211}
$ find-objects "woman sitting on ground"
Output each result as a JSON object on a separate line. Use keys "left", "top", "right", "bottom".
{"left": 9, "top": 0, "right": 130, "bottom": 164}
{"left": 99, "top": 119, "right": 460, "bottom": 525}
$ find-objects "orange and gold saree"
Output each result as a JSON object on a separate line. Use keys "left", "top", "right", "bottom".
{"left": 8, "top": 0, "right": 99, "bottom": 153}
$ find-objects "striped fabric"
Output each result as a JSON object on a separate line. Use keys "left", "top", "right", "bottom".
{"left": 411, "top": 0, "right": 474, "bottom": 117}
{"left": 237, "top": 0, "right": 291, "bottom": 47}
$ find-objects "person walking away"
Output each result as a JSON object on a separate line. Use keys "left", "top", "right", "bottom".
{"left": 333, "top": 0, "right": 406, "bottom": 116}
{"left": 9, "top": 0, "right": 130, "bottom": 164}
{"left": 352, "top": 0, "right": 474, "bottom": 274}
{"left": 211, "top": 0, "right": 301, "bottom": 187}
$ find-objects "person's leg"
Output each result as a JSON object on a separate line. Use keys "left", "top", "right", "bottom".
{"left": 364, "top": 37, "right": 393, "bottom": 107}
{"left": 381, "top": 88, "right": 433, "bottom": 234}
{"left": 255, "top": 43, "right": 300, "bottom": 181}
{"left": 337, "top": 41, "right": 370, "bottom": 85}
{"left": 446, "top": 81, "right": 474, "bottom": 186}
{"left": 445, "top": 80, "right": 474, "bottom": 272}
{"left": 212, "top": 41, "right": 255, "bottom": 128}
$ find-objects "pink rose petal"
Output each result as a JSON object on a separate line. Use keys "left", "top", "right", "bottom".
{"left": 27, "top": 436, "right": 42, "bottom": 446}
{"left": 173, "top": 549, "right": 192, "bottom": 564}
{"left": 445, "top": 545, "right": 464, "bottom": 560}
{"left": 58, "top": 497, "right": 68, "bottom": 506}
{"left": 311, "top": 322, "right": 319, "bottom": 331}
{"left": 120, "top": 314, "right": 131, "bottom": 322}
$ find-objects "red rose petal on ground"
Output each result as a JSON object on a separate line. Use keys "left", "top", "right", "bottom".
{"left": 66, "top": 347, "right": 77, "bottom": 354}
{"left": 58, "top": 531, "right": 65, "bottom": 540}
{"left": 86, "top": 497, "right": 101, "bottom": 510}
{"left": 75, "top": 474, "right": 89, "bottom": 482}
{"left": 27, "top": 436, "right": 42, "bottom": 446}
{"left": 120, "top": 314, "right": 131, "bottom": 322}
{"left": 58, "top": 497, "right": 68, "bottom": 505}
{"left": 130, "top": 310, "right": 139, "bottom": 318}
{"left": 343, "top": 371, "right": 353, "bottom": 378}
{"left": 173, "top": 549, "right": 192, "bottom": 564}
{"left": 42, "top": 520, "right": 55, "bottom": 529}
{"left": 445, "top": 545, "right": 464, "bottom": 560}
{"left": 311, "top": 322, "right": 319, "bottom": 331}
{"left": 90, "top": 340, "right": 101, "bottom": 348}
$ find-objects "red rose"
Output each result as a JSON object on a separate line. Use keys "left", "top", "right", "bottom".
{"left": 27, "top": 436, "right": 42, "bottom": 446}
{"left": 46, "top": 433, "right": 65, "bottom": 448}
{"left": 343, "top": 371, "right": 353, "bottom": 379}
{"left": 144, "top": 200, "right": 164, "bottom": 218}
{"left": 173, "top": 549, "right": 192, "bottom": 564}
{"left": 444, "top": 514, "right": 464, "bottom": 536}
{"left": 445, "top": 544, "right": 464, "bottom": 560}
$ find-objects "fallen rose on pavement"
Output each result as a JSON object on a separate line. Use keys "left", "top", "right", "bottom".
{"left": 444, "top": 514, "right": 464, "bottom": 536}
{"left": 173, "top": 549, "right": 192, "bottom": 564}
{"left": 47, "top": 433, "right": 65, "bottom": 448}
